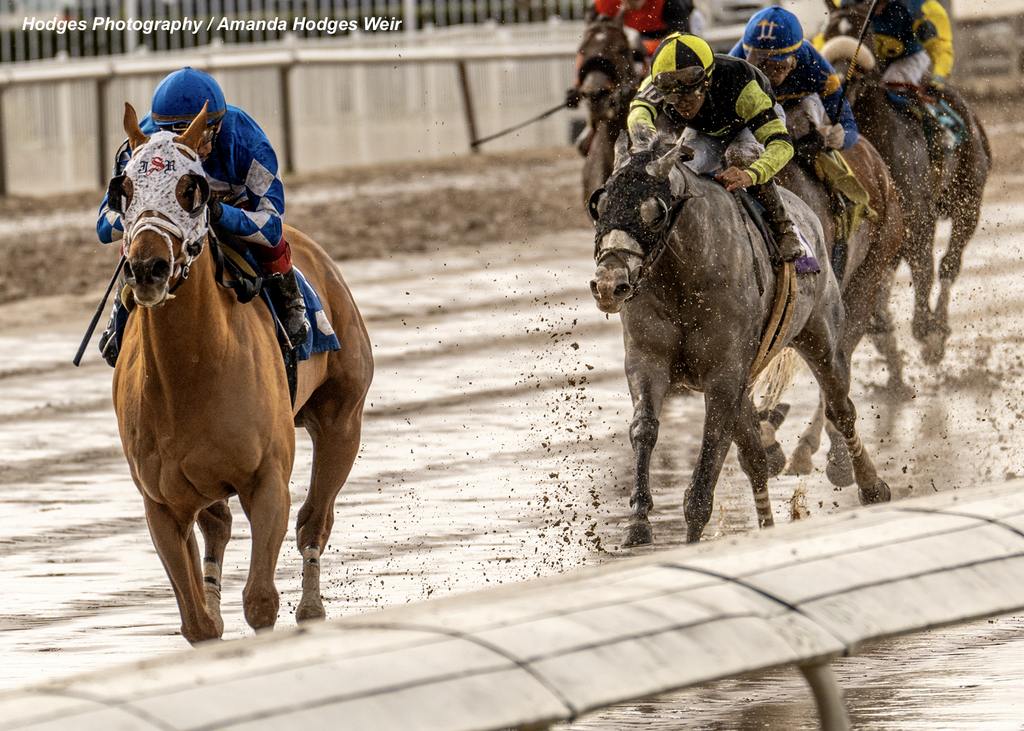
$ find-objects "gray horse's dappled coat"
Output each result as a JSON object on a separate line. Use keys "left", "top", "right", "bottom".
{"left": 590, "top": 135, "right": 890, "bottom": 545}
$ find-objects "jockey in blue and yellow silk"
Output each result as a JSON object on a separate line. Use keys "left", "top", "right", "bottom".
{"left": 96, "top": 67, "right": 308, "bottom": 365}
{"left": 839, "top": 0, "right": 953, "bottom": 88}
{"left": 731, "top": 7, "right": 858, "bottom": 166}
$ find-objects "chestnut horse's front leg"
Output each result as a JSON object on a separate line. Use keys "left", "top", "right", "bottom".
{"left": 143, "top": 496, "right": 222, "bottom": 644}
{"left": 237, "top": 470, "right": 290, "bottom": 632}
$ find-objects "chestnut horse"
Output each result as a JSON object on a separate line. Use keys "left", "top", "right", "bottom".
{"left": 111, "top": 103, "right": 372, "bottom": 644}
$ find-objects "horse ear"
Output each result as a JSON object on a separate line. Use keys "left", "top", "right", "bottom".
{"left": 177, "top": 101, "right": 209, "bottom": 151}
{"left": 613, "top": 130, "right": 631, "bottom": 170}
{"left": 123, "top": 103, "right": 148, "bottom": 150}
{"left": 647, "top": 137, "right": 692, "bottom": 179}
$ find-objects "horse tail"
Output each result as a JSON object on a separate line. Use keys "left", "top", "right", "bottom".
{"left": 752, "top": 347, "right": 799, "bottom": 414}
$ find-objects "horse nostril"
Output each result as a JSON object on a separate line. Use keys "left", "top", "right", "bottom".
{"left": 151, "top": 259, "right": 171, "bottom": 281}
{"left": 589, "top": 280, "right": 600, "bottom": 296}
{"left": 614, "top": 283, "right": 632, "bottom": 298}
{"left": 123, "top": 261, "right": 135, "bottom": 281}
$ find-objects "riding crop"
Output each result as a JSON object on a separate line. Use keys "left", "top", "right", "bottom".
{"left": 73, "top": 254, "right": 126, "bottom": 367}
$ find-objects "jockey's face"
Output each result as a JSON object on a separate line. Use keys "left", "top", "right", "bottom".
{"left": 197, "top": 123, "right": 220, "bottom": 161}
{"left": 757, "top": 55, "right": 798, "bottom": 87}
{"left": 668, "top": 86, "right": 706, "bottom": 120}
{"left": 745, "top": 52, "right": 798, "bottom": 88}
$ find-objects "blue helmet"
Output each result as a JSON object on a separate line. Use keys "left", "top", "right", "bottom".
{"left": 742, "top": 7, "right": 805, "bottom": 61}
{"left": 151, "top": 67, "right": 226, "bottom": 130}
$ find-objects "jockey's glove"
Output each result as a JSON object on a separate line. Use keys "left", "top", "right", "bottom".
{"left": 794, "top": 129, "right": 826, "bottom": 167}
{"left": 566, "top": 87, "right": 582, "bottom": 109}
{"left": 823, "top": 124, "right": 846, "bottom": 150}
{"left": 208, "top": 200, "right": 223, "bottom": 223}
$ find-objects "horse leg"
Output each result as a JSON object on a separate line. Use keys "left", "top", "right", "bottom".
{"left": 797, "top": 339, "right": 891, "bottom": 505}
{"left": 294, "top": 403, "right": 364, "bottom": 622}
{"left": 905, "top": 221, "right": 938, "bottom": 342}
{"left": 143, "top": 497, "right": 221, "bottom": 644}
{"left": 237, "top": 475, "right": 289, "bottom": 632}
{"left": 622, "top": 358, "right": 672, "bottom": 547}
{"left": 734, "top": 394, "right": 774, "bottom": 529}
{"left": 928, "top": 201, "right": 980, "bottom": 364}
{"left": 787, "top": 393, "right": 825, "bottom": 476}
{"left": 196, "top": 500, "right": 232, "bottom": 635}
{"left": 824, "top": 419, "right": 855, "bottom": 487}
{"left": 684, "top": 379, "right": 743, "bottom": 543}
{"left": 869, "top": 288, "right": 913, "bottom": 400}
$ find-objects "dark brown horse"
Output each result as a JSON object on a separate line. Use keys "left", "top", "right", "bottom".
{"left": 759, "top": 104, "right": 905, "bottom": 484}
{"left": 577, "top": 12, "right": 641, "bottom": 204}
{"left": 821, "top": 14, "right": 991, "bottom": 365}
{"left": 590, "top": 135, "right": 890, "bottom": 546}
{"left": 112, "top": 104, "right": 373, "bottom": 644}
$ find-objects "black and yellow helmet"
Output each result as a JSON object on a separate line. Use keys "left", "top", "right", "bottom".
{"left": 650, "top": 33, "right": 715, "bottom": 95}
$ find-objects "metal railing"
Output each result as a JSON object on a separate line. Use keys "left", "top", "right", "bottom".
{"left": 2, "top": 481, "right": 1023, "bottom": 730}
{"left": 0, "top": 22, "right": 756, "bottom": 197}
{"left": 0, "top": 0, "right": 591, "bottom": 63}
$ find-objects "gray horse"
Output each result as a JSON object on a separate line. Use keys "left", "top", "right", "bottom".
{"left": 589, "top": 134, "right": 890, "bottom": 545}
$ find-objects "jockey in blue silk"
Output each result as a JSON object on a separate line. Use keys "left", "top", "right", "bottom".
{"left": 839, "top": 0, "right": 953, "bottom": 88}
{"left": 96, "top": 67, "right": 308, "bottom": 366}
{"left": 731, "top": 6, "right": 858, "bottom": 166}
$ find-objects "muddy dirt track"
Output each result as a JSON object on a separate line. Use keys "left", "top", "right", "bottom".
{"left": 2, "top": 108, "right": 1024, "bottom": 727}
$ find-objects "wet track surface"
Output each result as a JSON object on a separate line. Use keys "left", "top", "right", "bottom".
{"left": 1, "top": 187, "right": 1023, "bottom": 727}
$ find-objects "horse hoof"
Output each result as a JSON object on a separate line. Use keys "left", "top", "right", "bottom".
{"left": 685, "top": 529, "right": 703, "bottom": 544}
{"left": 859, "top": 479, "right": 892, "bottom": 504}
{"left": 622, "top": 520, "right": 653, "bottom": 547}
{"left": 785, "top": 447, "right": 814, "bottom": 476}
{"left": 921, "top": 332, "right": 947, "bottom": 365}
{"left": 296, "top": 597, "right": 326, "bottom": 623}
{"left": 884, "top": 380, "right": 916, "bottom": 402}
{"left": 826, "top": 459, "right": 855, "bottom": 488}
{"left": 765, "top": 442, "right": 787, "bottom": 477}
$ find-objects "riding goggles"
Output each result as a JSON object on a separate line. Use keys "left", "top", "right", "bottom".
{"left": 653, "top": 68, "right": 708, "bottom": 102}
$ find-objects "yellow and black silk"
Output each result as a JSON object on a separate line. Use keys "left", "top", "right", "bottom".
{"left": 629, "top": 53, "right": 794, "bottom": 185}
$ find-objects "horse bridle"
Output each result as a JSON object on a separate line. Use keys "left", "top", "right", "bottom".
{"left": 123, "top": 212, "right": 207, "bottom": 293}
{"left": 591, "top": 189, "right": 682, "bottom": 302}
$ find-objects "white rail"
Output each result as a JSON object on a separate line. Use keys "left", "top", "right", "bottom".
{"left": 0, "top": 24, "right": 750, "bottom": 197}
{"left": 2, "top": 481, "right": 1023, "bottom": 730}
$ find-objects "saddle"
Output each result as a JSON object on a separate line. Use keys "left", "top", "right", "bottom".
{"left": 884, "top": 82, "right": 966, "bottom": 153}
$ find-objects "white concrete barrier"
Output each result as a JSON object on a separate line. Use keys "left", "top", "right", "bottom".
{"left": 2, "top": 480, "right": 1023, "bottom": 730}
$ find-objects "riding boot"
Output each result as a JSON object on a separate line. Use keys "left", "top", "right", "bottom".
{"left": 752, "top": 181, "right": 803, "bottom": 263}
{"left": 97, "top": 291, "right": 128, "bottom": 368}
{"left": 265, "top": 267, "right": 309, "bottom": 349}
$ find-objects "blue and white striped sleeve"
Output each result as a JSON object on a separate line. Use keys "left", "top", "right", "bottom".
{"left": 215, "top": 140, "right": 284, "bottom": 248}
{"left": 96, "top": 140, "right": 133, "bottom": 244}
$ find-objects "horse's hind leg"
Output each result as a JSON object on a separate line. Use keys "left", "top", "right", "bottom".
{"left": 295, "top": 400, "right": 366, "bottom": 622}
{"left": 787, "top": 393, "right": 825, "bottom": 476}
{"left": 237, "top": 473, "right": 289, "bottom": 632}
{"left": 197, "top": 500, "right": 232, "bottom": 635}
{"left": 929, "top": 195, "right": 982, "bottom": 364}
{"left": 143, "top": 497, "right": 222, "bottom": 644}
{"left": 796, "top": 333, "right": 891, "bottom": 505}
{"left": 905, "top": 220, "right": 938, "bottom": 342}
{"left": 733, "top": 394, "right": 774, "bottom": 529}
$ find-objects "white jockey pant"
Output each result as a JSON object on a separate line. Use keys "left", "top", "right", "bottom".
{"left": 881, "top": 50, "right": 932, "bottom": 86}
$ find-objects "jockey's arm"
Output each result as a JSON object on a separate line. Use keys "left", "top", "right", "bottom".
{"left": 96, "top": 139, "right": 133, "bottom": 244}
{"left": 627, "top": 76, "right": 661, "bottom": 144}
{"left": 918, "top": 0, "right": 953, "bottom": 82}
{"left": 736, "top": 80, "right": 794, "bottom": 185}
{"left": 214, "top": 140, "right": 285, "bottom": 248}
{"left": 819, "top": 70, "right": 859, "bottom": 149}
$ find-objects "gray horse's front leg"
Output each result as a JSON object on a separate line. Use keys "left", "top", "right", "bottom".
{"left": 684, "top": 380, "right": 743, "bottom": 543}
{"left": 623, "top": 362, "right": 672, "bottom": 547}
